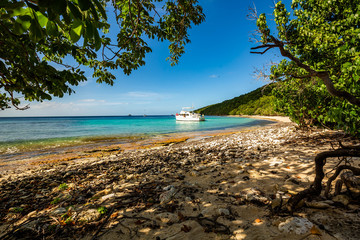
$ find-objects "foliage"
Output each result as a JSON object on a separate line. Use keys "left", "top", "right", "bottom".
{"left": 60, "top": 213, "right": 74, "bottom": 225}
{"left": 0, "top": 0, "right": 205, "bottom": 110}
{"left": 10, "top": 207, "right": 23, "bottom": 212}
{"left": 196, "top": 85, "right": 279, "bottom": 116}
{"left": 229, "top": 95, "right": 278, "bottom": 116}
{"left": 97, "top": 206, "right": 107, "bottom": 214}
{"left": 51, "top": 197, "right": 61, "bottom": 205}
{"left": 252, "top": 0, "right": 360, "bottom": 136}
{"left": 59, "top": 183, "right": 68, "bottom": 190}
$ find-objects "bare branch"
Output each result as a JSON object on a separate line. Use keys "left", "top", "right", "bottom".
{"left": 255, "top": 35, "right": 360, "bottom": 107}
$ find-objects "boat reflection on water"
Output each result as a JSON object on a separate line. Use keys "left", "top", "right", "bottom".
{"left": 175, "top": 120, "right": 202, "bottom": 132}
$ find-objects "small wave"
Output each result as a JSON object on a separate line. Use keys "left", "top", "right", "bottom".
{"left": 5, "top": 146, "right": 19, "bottom": 154}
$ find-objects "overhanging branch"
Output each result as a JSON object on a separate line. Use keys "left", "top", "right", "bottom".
{"left": 252, "top": 35, "right": 360, "bottom": 107}
{"left": 250, "top": 44, "right": 278, "bottom": 54}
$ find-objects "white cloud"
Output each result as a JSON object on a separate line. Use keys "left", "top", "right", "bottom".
{"left": 31, "top": 101, "right": 75, "bottom": 110}
{"left": 209, "top": 74, "right": 220, "bottom": 78}
{"left": 106, "top": 102, "right": 129, "bottom": 106}
{"left": 126, "top": 91, "right": 160, "bottom": 98}
{"left": 79, "top": 99, "right": 105, "bottom": 103}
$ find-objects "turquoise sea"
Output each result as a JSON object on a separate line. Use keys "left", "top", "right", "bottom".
{"left": 0, "top": 115, "right": 273, "bottom": 154}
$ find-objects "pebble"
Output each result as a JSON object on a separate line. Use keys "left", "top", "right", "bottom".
{"left": 77, "top": 209, "right": 101, "bottom": 222}
{"left": 305, "top": 201, "right": 331, "bottom": 209}
{"left": 51, "top": 207, "right": 67, "bottom": 215}
{"left": 332, "top": 194, "right": 351, "bottom": 206}
{"left": 155, "top": 212, "right": 179, "bottom": 224}
{"left": 218, "top": 208, "right": 230, "bottom": 216}
{"left": 278, "top": 217, "right": 313, "bottom": 235}
{"left": 101, "top": 193, "right": 115, "bottom": 201}
{"left": 160, "top": 185, "right": 176, "bottom": 204}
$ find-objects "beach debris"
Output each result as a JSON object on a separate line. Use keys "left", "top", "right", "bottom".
{"left": 51, "top": 207, "right": 67, "bottom": 215}
{"left": 77, "top": 209, "right": 101, "bottom": 223}
{"left": 305, "top": 201, "right": 332, "bottom": 209}
{"left": 159, "top": 185, "right": 177, "bottom": 204}
{"left": 240, "top": 188, "right": 270, "bottom": 205}
{"left": 218, "top": 208, "right": 230, "bottom": 216}
{"left": 155, "top": 212, "right": 179, "bottom": 224}
{"left": 278, "top": 217, "right": 314, "bottom": 235}
{"left": 332, "top": 194, "right": 351, "bottom": 206}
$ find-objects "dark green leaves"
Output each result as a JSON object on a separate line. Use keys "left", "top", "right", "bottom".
{"left": 0, "top": 0, "right": 205, "bottom": 110}
{"left": 78, "top": 0, "right": 91, "bottom": 11}
{"left": 13, "top": 15, "right": 31, "bottom": 34}
{"left": 70, "top": 20, "right": 83, "bottom": 42}
{"left": 68, "top": 2, "right": 83, "bottom": 20}
{"left": 51, "top": 0, "right": 68, "bottom": 15}
{"left": 46, "top": 20, "right": 58, "bottom": 36}
{"left": 254, "top": 0, "right": 360, "bottom": 136}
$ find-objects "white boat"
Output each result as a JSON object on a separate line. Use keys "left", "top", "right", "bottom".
{"left": 176, "top": 107, "right": 205, "bottom": 121}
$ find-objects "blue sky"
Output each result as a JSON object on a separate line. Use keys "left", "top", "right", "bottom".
{"left": 2, "top": 0, "right": 289, "bottom": 117}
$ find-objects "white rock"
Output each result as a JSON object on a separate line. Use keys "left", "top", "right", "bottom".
{"left": 51, "top": 207, "right": 67, "bottom": 215}
{"left": 101, "top": 193, "right": 115, "bottom": 201}
{"left": 218, "top": 208, "right": 230, "bottom": 216}
{"left": 77, "top": 209, "right": 101, "bottom": 222}
{"left": 155, "top": 212, "right": 179, "bottom": 224}
{"left": 185, "top": 197, "right": 192, "bottom": 202}
{"left": 159, "top": 186, "right": 176, "bottom": 204}
{"left": 278, "top": 217, "right": 313, "bottom": 235}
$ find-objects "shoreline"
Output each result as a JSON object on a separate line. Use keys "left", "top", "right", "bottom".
{"left": 0, "top": 115, "right": 289, "bottom": 173}
{"left": 227, "top": 115, "right": 292, "bottom": 123}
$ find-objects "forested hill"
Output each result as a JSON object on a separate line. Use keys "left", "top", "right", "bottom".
{"left": 196, "top": 85, "right": 280, "bottom": 116}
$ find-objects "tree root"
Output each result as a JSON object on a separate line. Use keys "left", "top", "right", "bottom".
{"left": 287, "top": 147, "right": 360, "bottom": 212}
{"left": 324, "top": 165, "right": 360, "bottom": 198}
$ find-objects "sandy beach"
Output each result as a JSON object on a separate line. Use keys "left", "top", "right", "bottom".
{"left": 1, "top": 116, "right": 359, "bottom": 240}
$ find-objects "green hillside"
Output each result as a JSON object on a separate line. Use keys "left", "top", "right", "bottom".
{"left": 196, "top": 85, "right": 280, "bottom": 116}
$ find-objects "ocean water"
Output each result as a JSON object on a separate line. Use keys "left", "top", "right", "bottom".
{"left": 0, "top": 115, "right": 273, "bottom": 154}
{"left": 0, "top": 115, "right": 272, "bottom": 142}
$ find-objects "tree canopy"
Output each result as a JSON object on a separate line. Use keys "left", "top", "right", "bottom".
{"left": 252, "top": 0, "right": 360, "bottom": 135}
{"left": 0, "top": 0, "right": 204, "bottom": 110}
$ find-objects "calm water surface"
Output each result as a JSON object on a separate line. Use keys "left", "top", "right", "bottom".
{"left": 0, "top": 115, "right": 272, "bottom": 143}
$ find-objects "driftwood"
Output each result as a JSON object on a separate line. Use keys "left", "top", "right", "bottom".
{"left": 287, "top": 147, "right": 360, "bottom": 211}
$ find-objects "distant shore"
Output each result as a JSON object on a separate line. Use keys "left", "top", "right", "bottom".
{"left": 228, "top": 115, "right": 292, "bottom": 123}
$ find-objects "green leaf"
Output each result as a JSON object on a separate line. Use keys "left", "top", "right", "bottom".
{"left": 10, "top": 6, "right": 31, "bottom": 17}
{"left": 93, "top": 0, "right": 107, "bottom": 20}
{"left": 94, "top": 27, "right": 101, "bottom": 51}
{"left": 50, "top": 0, "right": 67, "bottom": 14}
{"left": 46, "top": 20, "right": 58, "bottom": 36}
{"left": 36, "top": 12, "right": 48, "bottom": 28}
{"left": 47, "top": 8, "right": 57, "bottom": 21}
{"left": 85, "top": 20, "right": 94, "bottom": 39}
{"left": 13, "top": 15, "right": 31, "bottom": 34}
{"left": 89, "top": 3, "right": 99, "bottom": 21}
{"left": 68, "top": 2, "right": 83, "bottom": 20}
{"left": 0, "top": 2, "right": 25, "bottom": 10}
{"left": 29, "top": 19, "right": 44, "bottom": 42}
{"left": 343, "top": 62, "right": 352, "bottom": 69}
{"left": 78, "top": 0, "right": 92, "bottom": 11}
{"left": 70, "top": 20, "right": 83, "bottom": 42}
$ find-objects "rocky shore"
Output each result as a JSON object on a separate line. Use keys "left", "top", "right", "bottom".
{"left": 1, "top": 121, "right": 359, "bottom": 240}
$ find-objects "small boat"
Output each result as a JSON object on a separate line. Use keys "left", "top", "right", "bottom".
{"left": 176, "top": 107, "right": 205, "bottom": 121}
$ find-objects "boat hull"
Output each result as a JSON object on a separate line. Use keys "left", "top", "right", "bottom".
{"left": 175, "top": 116, "right": 205, "bottom": 121}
